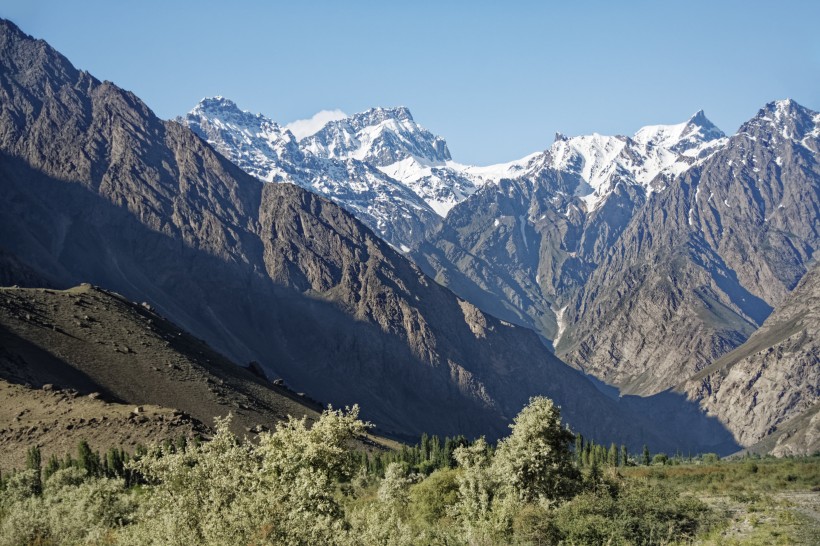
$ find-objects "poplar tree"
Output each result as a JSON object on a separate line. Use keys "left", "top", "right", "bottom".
{"left": 608, "top": 443, "right": 618, "bottom": 467}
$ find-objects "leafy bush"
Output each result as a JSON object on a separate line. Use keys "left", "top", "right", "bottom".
{"left": 553, "top": 481, "right": 712, "bottom": 545}
{"left": 652, "top": 453, "right": 669, "bottom": 466}
{"left": 0, "top": 468, "right": 135, "bottom": 546}
{"left": 408, "top": 468, "right": 459, "bottom": 525}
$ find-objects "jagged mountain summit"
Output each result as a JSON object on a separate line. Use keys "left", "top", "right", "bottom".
{"left": 301, "top": 106, "right": 451, "bottom": 166}
{"left": 543, "top": 110, "right": 727, "bottom": 210}
{"left": 408, "top": 111, "right": 727, "bottom": 335}
{"left": 182, "top": 97, "right": 439, "bottom": 248}
{"left": 560, "top": 99, "right": 820, "bottom": 394}
{"left": 182, "top": 98, "right": 534, "bottom": 237}
{"left": 181, "top": 97, "right": 728, "bottom": 249}
{"left": 184, "top": 96, "right": 304, "bottom": 182}
{"left": 301, "top": 106, "right": 484, "bottom": 216}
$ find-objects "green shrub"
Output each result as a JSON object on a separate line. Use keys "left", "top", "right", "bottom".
{"left": 553, "top": 480, "right": 712, "bottom": 544}
{"left": 409, "top": 468, "right": 459, "bottom": 525}
{"left": 702, "top": 453, "right": 720, "bottom": 464}
{"left": 652, "top": 453, "right": 669, "bottom": 466}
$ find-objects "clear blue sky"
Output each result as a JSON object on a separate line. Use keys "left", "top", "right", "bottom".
{"left": 3, "top": 0, "right": 819, "bottom": 164}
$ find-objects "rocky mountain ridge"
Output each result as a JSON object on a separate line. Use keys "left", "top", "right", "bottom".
{"left": 2, "top": 17, "right": 816, "bottom": 455}
{"left": 181, "top": 98, "right": 729, "bottom": 241}
{"left": 403, "top": 98, "right": 818, "bottom": 456}
{"left": 0, "top": 18, "right": 707, "bottom": 451}
{"left": 177, "top": 77, "right": 817, "bottom": 454}
{"left": 680, "top": 261, "right": 820, "bottom": 455}
{"left": 542, "top": 109, "right": 727, "bottom": 210}
{"left": 560, "top": 99, "right": 819, "bottom": 394}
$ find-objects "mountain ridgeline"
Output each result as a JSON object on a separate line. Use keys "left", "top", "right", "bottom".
{"left": 681, "top": 261, "right": 820, "bottom": 456}
{"left": 0, "top": 18, "right": 703, "bottom": 451}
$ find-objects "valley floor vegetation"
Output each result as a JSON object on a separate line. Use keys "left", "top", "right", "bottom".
{"left": 1, "top": 397, "right": 818, "bottom": 545}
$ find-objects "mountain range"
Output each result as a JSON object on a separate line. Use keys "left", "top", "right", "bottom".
{"left": 0, "top": 19, "right": 689, "bottom": 452}
{"left": 0, "top": 17, "right": 817, "bottom": 456}
{"left": 178, "top": 90, "right": 818, "bottom": 453}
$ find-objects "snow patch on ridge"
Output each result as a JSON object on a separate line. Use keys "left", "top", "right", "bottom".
{"left": 554, "top": 305, "right": 569, "bottom": 346}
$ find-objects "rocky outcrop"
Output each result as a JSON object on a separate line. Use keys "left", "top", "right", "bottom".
{"left": 680, "top": 262, "right": 820, "bottom": 454}
{"left": 560, "top": 100, "right": 819, "bottom": 394}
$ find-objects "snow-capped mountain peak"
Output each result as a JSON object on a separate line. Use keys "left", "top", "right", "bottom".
{"left": 539, "top": 112, "right": 727, "bottom": 211}
{"left": 350, "top": 106, "right": 415, "bottom": 127}
{"left": 634, "top": 110, "right": 725, "bottom": 154}
{"left": 182, "top": 96, "right": 301, "bottom": 182}
{"left": 301, "top": 106, "right": 451, "bottom": 166}
{"left": 300, "top": 106, "right": 492, "bottom": 216}
{"left": 191, "top": 95, "right": 241, "bottom": 114}
{"left": 188, "top": 96, "right": 289, "bottom": 138}
{"left": 739, "top": 99, "right": 820, "bottom": 146}
{"left": 179, "top": 98, "right": 440, "bottom": 249}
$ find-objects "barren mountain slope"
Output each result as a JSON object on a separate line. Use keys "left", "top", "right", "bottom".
{"left": 0, "top": 284, "right": 324, "bottom": 468}
{"left": 560, "top": 100, "right": 819, "bottom": 395}
{"left": 681, "top": 262, "right": 820, "bottom": 454}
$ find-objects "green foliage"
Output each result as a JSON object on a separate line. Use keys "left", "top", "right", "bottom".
{"left": 378, "top": 462, "right": 411, "bottom": 511}
{"left": 123, "top": 406, "right": 370, "bottom": 545}
{"left": 552, "top": 481, "right": 712, "bottom": 544}
{"left": 452, "top": 437, "right": 500, "bottom": 540}
{"left": 77, "top": 440, "right": 101, "bottom": 476}
{"left": 408, "top": 468, "right": 459, "bottom": 525}
{"left": 24, "top": 446, "right": 42, "bottom": 496}
{"left": 492, "top": 396, "right": 580, "bottom": 503}
{"left": 364, "top": 433, "right": 469, "bottom": 477}
{"left": 652, "top": 453, "right": 669, "bottom": 466}
{"left": 608, "top": 443, "right": 619, "bottom": 467}
{"left": 702, "top": 452, "right": 721, "bottom": 464}
{"left": 24, "top": 445, "right": 41, "bottom": 473}
{"left": 0, "top": 468, "right": 135, "bottom": 546}
{"left": 575, "top": 435, "right": 626, "bottom": 469}
{"left": 511, "top": 502, "right": 561, "bottom": 545}
{"left": 2, "top": 397, "right": 768, "bottom": 545}
{"left": 623, "top": 455, "right": 820, "bottom": 494}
